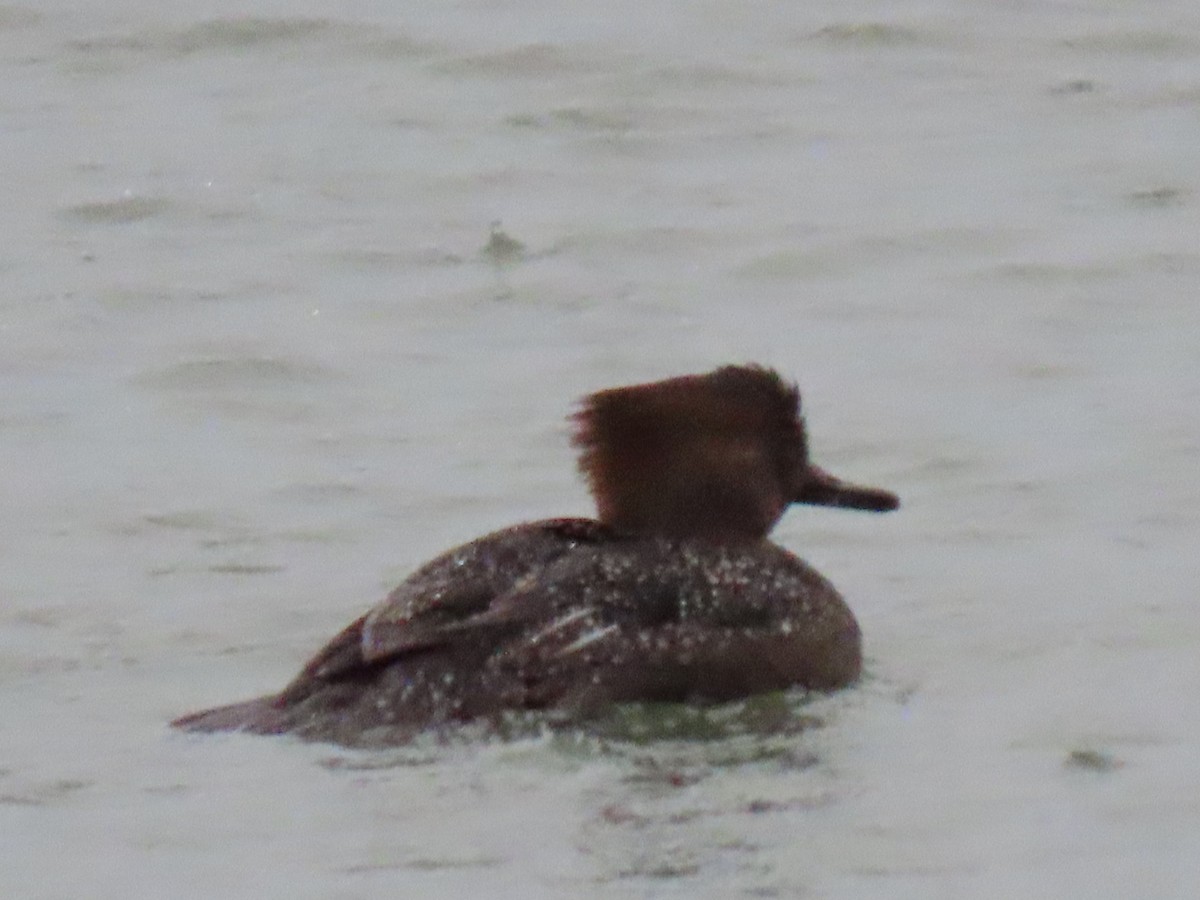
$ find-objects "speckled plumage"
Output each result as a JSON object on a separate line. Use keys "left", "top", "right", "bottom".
{"left": 174, "top": 366, "right": 896, "bottom": 746}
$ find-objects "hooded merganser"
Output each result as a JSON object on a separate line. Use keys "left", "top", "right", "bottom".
{"left": 173, "top": 365, "right": 898, "bottom": 745}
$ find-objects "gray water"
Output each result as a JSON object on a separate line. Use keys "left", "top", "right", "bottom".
{"left": 3, "top": 1, "right": 1199, "bottom": 897}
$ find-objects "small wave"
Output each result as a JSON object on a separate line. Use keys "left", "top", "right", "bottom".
{"left": 134, "top": 357, "right": 336, "bottom": 391}
{"left": 809, "top": 22, "right": 934, "bottom": 48}
{"left": 69, "top": 17, "right": 334, "bottom": 59}
{"left": 65, "top": 17, "right": 433, "bottom": 70}
{"left": 61, "top": 194, "right": 172, "bottom": 225}
{"left": 432, "top": 43, "right": 619, "bottom": 79}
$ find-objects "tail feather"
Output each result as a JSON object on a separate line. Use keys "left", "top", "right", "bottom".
{"left": 171, "top": 695, "right": 287, "bottom": 735}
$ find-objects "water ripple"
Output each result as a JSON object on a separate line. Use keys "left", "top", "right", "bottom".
{"left": 60, "top": 194, "right": 172, "bottom": 225}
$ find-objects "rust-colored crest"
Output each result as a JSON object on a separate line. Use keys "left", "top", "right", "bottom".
{"left": 571, "top": 365, "right": 805, "bottom": 539}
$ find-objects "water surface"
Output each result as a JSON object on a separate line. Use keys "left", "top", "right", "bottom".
{"left": 2, "top": 1, "right": 1199, "bottom": 897}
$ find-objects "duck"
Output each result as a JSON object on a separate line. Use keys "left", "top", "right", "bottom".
{"left": 173, "top": 365, "right": 898, "bottom": 745}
